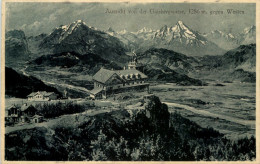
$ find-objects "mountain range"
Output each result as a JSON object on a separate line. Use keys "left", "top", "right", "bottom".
{"left": 5, "top": 20, "right": 256, "bottom": 97}
{"left": 6, "top": 20, "right": 255, "bottom": 66}
{"left": 5, "top": 30, "right": 31, "bottom": 67}
{"left": 105, "top": 21, "right": 255, "bottom": 56}
{"left": 203, "top": 25, "right": 256, "bottom": 50}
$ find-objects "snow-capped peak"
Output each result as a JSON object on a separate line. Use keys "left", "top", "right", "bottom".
{"left": 76, "top": 20, "right": 83, "bottom": 23}
{"left": 118, "top": 29, "right": 127, "bottom": 35}
{"left": 160, "top": 25, "right": 168, "bottom": 32}
{"left": 173, "top": 21, "right": 196, "bottom": 39}
{"left": 61, "top": 25, "right": 68, "bottom": 30}
{"left": 49, "top": 20, "right": 90, "bottom": 43}
{"left": 176, "top": 21, "right": 185, "bottom": 27}
{"left": 228, "top": 33, "right": 234, "bottom": 39}
{"left": 137, "top": 27, "right": 153, "bottom": 33}
{"left": 211, "top": 30, "right": 224, "bottom": 35}
{"left": 243, "top": 25, "right": 256, "bottom": 34}
{"left": 57, "top": 20, "right": 87, "bottom": 33}
{"left": 175, "top": 21, "right": 190, "bottom": 31}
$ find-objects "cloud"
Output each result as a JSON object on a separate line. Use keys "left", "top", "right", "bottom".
{"left": 21, "top": 21, "right": 41, "bottom": 32}
{"left": 6, "top": 2, "right": 256, "bottom": 36}
{"left": 19, "top": 7, "right": 71, "bottom": 35}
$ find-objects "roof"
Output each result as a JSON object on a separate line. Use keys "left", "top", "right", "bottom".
{"left": 32, "top": 115, "right": 43, "bottom": 118}
{"left": 20, "top": 104, "right": 36, "bottom": 112}
{"left": 93, "top": 68, "right": 147, "bottom": 84}
{"left": 27, "top": 91, "right": 56, "bottom": 97}
{"left": 89, "top": 87, "right": 103, "bottom": 95}
{"left": 7, "top": 105, "right": 17, "bottom": 110}
{"left": 115, "top": 69, "right": 147, "bottom": 79}
{"left": 93, "top": 68, "right": 117, "bottom": 84}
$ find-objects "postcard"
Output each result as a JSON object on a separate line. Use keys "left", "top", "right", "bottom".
{"left": 1, "top": 0, "right": 259, "bottom": 163}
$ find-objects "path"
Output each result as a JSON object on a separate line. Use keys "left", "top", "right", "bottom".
{"left": 43, "top": 80, "right": 90, "bottom": 93}
{"left": 5, "top": 109, "right": 113, "bottom": 134}
{"left": 163, "top": 102, "right": 255, "bottom": 128}
{"left": 21, "top": 67, "right": 90, "bottom": 93}
{"left": 20, "top": 66, "right": 29, "bottom": 76}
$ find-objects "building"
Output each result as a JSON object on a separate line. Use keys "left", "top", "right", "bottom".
{"left": 6, "top": 104, "right": 37, "bottom": 124}
{"left": 31, "top": 115, "right": 44, "bottom": 123}
{"left": 20, "top": 104, "right": 37, "bottom": 122}
{"left": 27, "top": 91, "right": 58, "bottom": 101}
{"left": 6, "top": 105, "right": 20, "bottom": 123}
{"left": 89, "top": 57, "right": 149, "bottom": 99}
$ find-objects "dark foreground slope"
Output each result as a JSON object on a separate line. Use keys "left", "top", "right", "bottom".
{"left": 5, "top": 96, "right": 255, "bottom": 161}
{"left": 5, "top": 67, "right": 61, "bottom": 98}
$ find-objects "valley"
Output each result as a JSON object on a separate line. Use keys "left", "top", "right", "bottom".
{"left": 150, "top": 82, "right": 255, "bottom": 139}
{"left": 4, "top": 18, "right": 256, "bottom": 161}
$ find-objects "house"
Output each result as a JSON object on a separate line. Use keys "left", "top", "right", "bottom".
{"left": 27, "top": 91, "right": 58, "bottom": 101}
{"left": 31, "top": 115, "right": 44, "bottom": 123}
{"left": 89, "top": 57, "right": 149, "bottom": 99}
{"left": 6, "top": 105, "right": 20, "bottom": 123}
{"left": 5, "top": 104, "right": 38, "bottom": 124}
{"left": 19, "top": 104, "right": 37, "bottom": 122}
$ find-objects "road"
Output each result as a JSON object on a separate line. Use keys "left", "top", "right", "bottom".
{"left": 20, "top": 66, "right": 29, "bottom": 76}
{"left": 163, "top": 102, "right": 255, "bottom": 128}
{"left": 6, "top": 97, "right": 255, "bottom": 134}
{"left": 5, "top": 109, "right": 112, "bottom": 134}
{"left": 43, "top": 80, "right": 90, "bottom": 93}
{"left": 21, "top": 66, "right": 90, "bottom": 93}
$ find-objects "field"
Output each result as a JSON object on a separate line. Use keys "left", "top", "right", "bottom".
{"left": 5, "top": 80, "right": 255, "bottom": 140}
{"left": 150, "top": 81, "right": 255, "bottom": 139}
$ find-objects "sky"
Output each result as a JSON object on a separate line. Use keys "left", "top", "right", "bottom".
{"left": 5, "top": 2, "right": 256, "bottom": 36}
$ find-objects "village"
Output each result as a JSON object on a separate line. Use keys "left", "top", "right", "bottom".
{"left": 5, "top": 56, "right": 153, "bottom": 127}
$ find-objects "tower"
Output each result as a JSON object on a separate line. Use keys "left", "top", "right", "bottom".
{"left": 128, "top": 51, "right": 137, "bottom": 70}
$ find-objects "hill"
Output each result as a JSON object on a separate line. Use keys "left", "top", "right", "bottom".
{"left": 29, "top": 51, "right": 121, "bottom": 75}
{"left": 137, "top": 48, "right": 204, "bottom": 86}
{"left": 193, "top": 44, "right": 256, "bottom": 82}
{"left": 5, "top": 96, "right": 255, "bottom": 161}
{"left": 5, "top": 67, "right": 61, "bottom": 98}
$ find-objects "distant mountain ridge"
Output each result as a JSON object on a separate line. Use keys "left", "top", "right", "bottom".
{"left": 4, "top": 20, "right": 256, "bottom": 97}
{"left": 5, "top": 30, "right": 31, "bottom": 67}
{"left": 6, "top": 20, "right": 255, "bottom": 62}
{"left": 148, "top": 21, "right": 224, "bottom": 56}
{"left": 106, "top": 21, "right": 226, "bottom": 56}
{"left": 203, "top": 26, "right": 256, "bottom": 50}
{"left": 194, "top": 44, "right": 256, "bottom": 82}
{"left": 105, "top": 21, "right": 255, "bottom": 55}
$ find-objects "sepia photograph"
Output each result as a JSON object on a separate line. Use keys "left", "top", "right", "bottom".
{"left": 1, "top": 0, "right": 258, "bottom": 162}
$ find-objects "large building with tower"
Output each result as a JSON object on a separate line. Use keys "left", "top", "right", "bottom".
{"left": 89, "top": 57, "right": 149, "bottom": 99}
